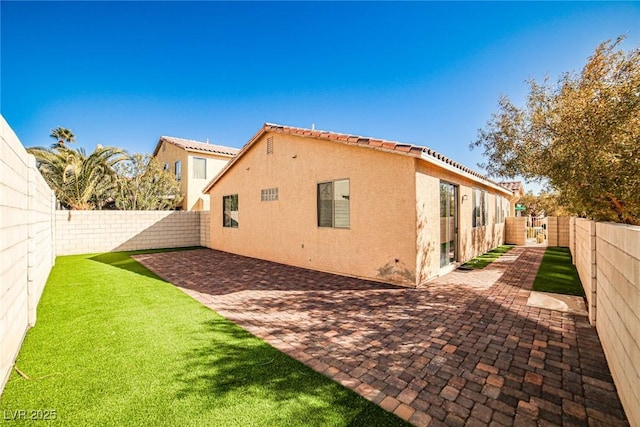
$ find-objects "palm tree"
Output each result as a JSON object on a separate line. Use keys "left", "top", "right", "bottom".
{"left": 28, "top": 144, "right": 128, "bottom": 210}
{"left": 50, "top": 126, "right": 76, "bottom": 146}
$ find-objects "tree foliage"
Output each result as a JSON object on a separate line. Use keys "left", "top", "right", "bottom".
{"left": 50, "top": 126, "right": 76, "bottom": 146}
{"left": 30, "top": 129, "right": 185, "bottom": 210}
{"left": 114, "top": 153, "right": 183, "bottom": 210}
{"left": 472, "top": 37, "right": 640, "bottom": 224}
{"left": 517, "top": 191, "right": 570, "bottom": 217}
{"left": 28, "top": 143, "right": 128, "bottom": 210}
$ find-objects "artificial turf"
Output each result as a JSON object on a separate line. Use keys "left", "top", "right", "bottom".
{"left": 532, "top": 247, "right": 585, "bottom": 297}
{"left": 0, "top": 248, "right": 409, "bottom": 426}
{"left": 460, "top": 245, "right": 515, "bottom": 270}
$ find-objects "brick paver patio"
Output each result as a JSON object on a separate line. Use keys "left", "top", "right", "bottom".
{"left": 134, "top": 247, "right": 628, "bottom": 426}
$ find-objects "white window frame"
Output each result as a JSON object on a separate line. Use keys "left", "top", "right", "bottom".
{"left": 223, "top": 194, "right": 238, "bottom": 228}
{"left": 317, "top": 179, "right": 350, "bottom": 229}
{"left": 193, "top": 157, "right": 207, "bottom": 179}
{"left": 175, "top": 161, "right": 181, "bottom": 181}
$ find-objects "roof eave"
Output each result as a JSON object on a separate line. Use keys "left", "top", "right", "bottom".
{"left": 419, "top": 153, "right": 513, "bottom": 196}
{"left": 203, "top": 125, "right": 267, "bottom": 193}
{"left": 183, "top": 147, "right": 237, "bottom": 157}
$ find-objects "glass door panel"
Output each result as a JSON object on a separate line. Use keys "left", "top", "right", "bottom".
{"left": 440, "top": 182, "right": 458, "bottom": 267}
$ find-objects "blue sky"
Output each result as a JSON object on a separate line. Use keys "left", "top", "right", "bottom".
{"left": 2, "top": 1, "right": 639, "bottom": 190}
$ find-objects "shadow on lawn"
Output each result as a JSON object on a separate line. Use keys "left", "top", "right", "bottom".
{"left": 89, "top": 247, "right": 201, "bottom": 280}
{"left": 174, "top": 317, "right": 409, "bottom": 426}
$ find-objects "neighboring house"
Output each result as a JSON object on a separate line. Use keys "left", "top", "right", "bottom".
{"left": 204, "top": 123, "right": 517, "bottom": 287}
{"left": 153, "top": 136, "right": 239, "bottom": 211}
{"left": 498, "top": 181, "right": 525, "bottom": 215}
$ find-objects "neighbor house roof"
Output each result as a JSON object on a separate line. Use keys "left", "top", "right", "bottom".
{"left": 153, "top": 136, "right": 239, "bottom": 157}
{"left": 204, "top": 123, "right": 514, "bottom": 195}
{"left": 499, "top": 181, "right": 525, "bottom": 194}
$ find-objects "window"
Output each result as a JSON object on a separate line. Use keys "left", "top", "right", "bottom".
{"left": 495, "top": 196, "right": 507, "bottom": 224}
{"left": 175, "top": 161, "right": 181, "bottom": 181}
{"left": 193, "top": 157, "right": 206, "bottom": 179}
{"left": 483, "top": 191, "right": 489, "bottom": 225}
{"left": 472, "top": 188, "right": 488, "bottom": 227}
{"left": 317, "top": 179, "right": 350, "bottom": 228}
{"left": 163, "top": 163, "right": 169, "bottom": 171}
{"left": 223, "top": 194, "right": 238, "bottom": 228}
{"left": 261, "top": 187, "right": 278, "bottom": 201}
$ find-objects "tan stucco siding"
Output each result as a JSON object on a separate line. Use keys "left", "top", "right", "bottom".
{"left": 208, "top": 132, "right": 418, "bottom": 286}
{"left": 155, "top": 141, "right": 189, "bottom": 209}
{"left": 415, "top": 161, "right": 508, "bottom": 284}
{"left": 155, "top": 141, "right": 232, "bottom": 211}
{"left": 415, "top": 167, "right": 440, "bottom": 283}
{"left": 187, "top": 154, "right": 230, "bottom": 211}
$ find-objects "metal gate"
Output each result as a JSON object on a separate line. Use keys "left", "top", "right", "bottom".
{"left": 526, "top": 216, "right": 547, "bottom": 245}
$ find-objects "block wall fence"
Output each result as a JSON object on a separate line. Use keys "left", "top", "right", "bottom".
{"left": 567, "top": 218, "right": 640, "bottom": 427}
{"left": 0, "top": 116, "right": 56, "bottom": 394}
{"left": 55, "top": 210, "right": 210, "bottom": 255}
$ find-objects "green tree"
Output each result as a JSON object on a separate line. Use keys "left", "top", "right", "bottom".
{"left": 518, "top": 191, "right": 570, "bottom": 217}
{"left": 50, "top": 126, "right": 76, "bottom": 146}
{"left": 29, "top": 143, "right": 128, "bottom": 210}
{"left": 114, "top": 153, "right": 183, "bottom": 210}
{"left": 472, "top": 36, "right": 640, "bottom": 224}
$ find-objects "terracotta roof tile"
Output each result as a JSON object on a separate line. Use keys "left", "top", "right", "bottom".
{"left": 260, "top": 123, "right": 507, "bottom": 184}
{"left": 499, "top": 181, "right": 524, "bottom": 192}
{"left": 159, "top": 136, "right": 239, "bottom": 157}
{"left": 204, "top": 123, "right": 513, "bottom": 195}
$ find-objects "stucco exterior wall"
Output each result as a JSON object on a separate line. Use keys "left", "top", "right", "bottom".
{"left": 55, "top": 211, "right": 202, "bottom": 255}
{"left": 415, "top": 169, "right": 440, "bottom": 283}
{"left": 187, "top": 154, "right": 230, "bottom": 211}
{"left": 154, "top": 141, "right": 232, "bottom": 211}
{"left": 154, "top": 141, "right": 189, "bottom": 208}
{"left": 415, "top": 162, "right": 508, "bottom": 283}
{"left": 0, "top": 116, "right": 55, "bottom": 393}
{"left": 593, "top": 222, "right": 640, "bottom": 427}
{"left": 208, "top": 132, "right": 418, "bottom": 286}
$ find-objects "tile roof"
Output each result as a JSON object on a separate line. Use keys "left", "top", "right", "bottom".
{"left": 204, "top": 123, "right": 513, "bottom": 195}
{"left": 155, "top": 136, "right": 239, "bottom": 157}
{"left": 499, "top": 181, "right": 524, "bottom": 192}
{"left": 262, "top": 123, "right": 495, "bottom": 183}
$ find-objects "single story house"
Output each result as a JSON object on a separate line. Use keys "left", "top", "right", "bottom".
{"left": 153, "top": 136, "right": 239, "bottom": 211}
{"left": 204, "top": 124, "right": 518, "bottom": 287}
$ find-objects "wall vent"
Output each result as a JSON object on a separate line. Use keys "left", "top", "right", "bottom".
{"left": 266, "top": 136, "right": 274, "bottom": 154}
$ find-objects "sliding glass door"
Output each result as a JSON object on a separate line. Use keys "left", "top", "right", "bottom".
{"left": 440, "top": 182, "right": 458, "bottom": 268}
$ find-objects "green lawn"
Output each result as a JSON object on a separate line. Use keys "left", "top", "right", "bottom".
{"left": 0, "top": 249, "right": 408, "bottom": 426}
{"left": 460, "top": 245, "right": 515, "bottom": 269}
{"left": 532, "top": 247, "right": 585, "bottom": 296}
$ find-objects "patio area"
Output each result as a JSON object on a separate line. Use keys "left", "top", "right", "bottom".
{"left": 135, "top": 247, "right": 629, "bottom": 427}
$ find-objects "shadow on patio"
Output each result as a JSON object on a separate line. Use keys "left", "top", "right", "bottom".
{"left": 137, "top": 247, "right": 628, "bottom": 427}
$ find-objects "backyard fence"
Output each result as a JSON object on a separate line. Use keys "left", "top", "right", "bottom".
{"left": 0, "top": 116, "right": 213, "bottom": 394}
{"left": 0, "top": 116, "right": 56, "bottom": 393}
{"left": 55, "top": 210, "right": 210, "bottom": 255}
{"left": 567, "top": 218, "right": 640, "bottom": 427}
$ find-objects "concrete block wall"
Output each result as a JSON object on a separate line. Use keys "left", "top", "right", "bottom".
{"left": 504, "top": 217, "right": 525, "bottom": 245}
{"left": 574, "top": 219, "right": 597, "bottom": 325}
{"left": 593, "top": 222, "right": 640, "bottom": 427}
{"left": 200, "top": 211, "right": 211, "bottom": 248}
{"left": 547, "top": 216, "right": 570, "bottom": 247}
{"left": 55, "top": 210, "right": 203, "bottom": 255}
{"left": 0, "top": 115, "right": 55, "bottom": 393}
